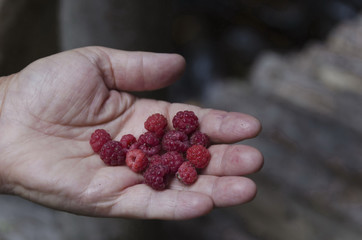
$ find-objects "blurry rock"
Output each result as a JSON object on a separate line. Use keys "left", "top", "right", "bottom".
{"left": 251, "top": 52, "right": 336, "bottom": 114}
{"left": 250, "top": 12, "right": 362, "bottom": 134}
{"left": 203, "top": 77, "right": 362, "bottom": 235}
{"left": 328, "top": 13, "right": 362, "bottom": 58}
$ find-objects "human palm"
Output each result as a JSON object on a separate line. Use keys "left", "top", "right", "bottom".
{"left": 0, "top": 47, "right": 263, "bottom": 220}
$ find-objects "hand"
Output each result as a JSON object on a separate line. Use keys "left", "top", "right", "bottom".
{"left": 0, "top": 46, "right": 263, "bottom": 220}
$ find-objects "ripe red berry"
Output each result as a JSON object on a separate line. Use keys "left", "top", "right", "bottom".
{"left": 177, "top": 161, "right": 198, "bottom": 185}
{"left": 186, "top": 145, "right": 211, "bottom": 169}
{"left": 172, "top": 110, "right": 199, "bottom": 135}
{"left": 190, "top": 131, "right": 210, "bottom": 147}
{"left": 90, "top": 129, "right": 112, "bottom": 153}
{"left": 143, "top": 164, "right": 170, "bottom": 190}
{"left": 120, "top": 134, "right": 137, "bottom": 150}
{"left": 161, "top": 151, "right": 184, "bottom": 175}
{"left": 90, "top": 110, "right": 211, "bottom": 190}
{"left": 137, "top": 132, "right": 162, "bottom": 156}
{"left": 148, "top": 154, "right": 163, "bottom": 167}
{"left": 162, "top": 130, "right": 189, "bottom": 152}
{"left": 126, "top": 149, "right": 148, "bottom": 173}
{"left": 144, "top": 113, "right": 168, "bottom": 137}
{"left": 99, "top": 140, "right": 126, "bottom": 166}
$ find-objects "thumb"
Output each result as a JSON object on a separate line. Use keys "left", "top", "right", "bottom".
{"left": 77, "top": 46, "right": 186, "bottom": 91}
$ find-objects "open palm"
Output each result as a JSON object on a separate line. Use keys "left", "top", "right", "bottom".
{"left": 0, "top": 47, "right": 263, "bottom": 220}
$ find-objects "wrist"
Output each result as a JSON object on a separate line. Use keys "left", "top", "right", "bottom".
{"left": 0, "top": 75, "right": 13, "bottom": 194}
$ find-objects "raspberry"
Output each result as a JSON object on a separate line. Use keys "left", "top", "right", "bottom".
{"left": 120, "top": 134, "right": 137, "bottom": 150}
{"left": 143, "top": 164, "right": 170, "bottom": 190}
{"left": 176, "top": 161, "right": 198, "bottom": 185}
{"left": 137, "top": 132, "right": 162, "bottom": 156}
{"left": 190, "top": 131, "right": 210, "bottom": 147}
{"left": 144, "top": 113, "right": 168, "bottom": 137}
{"left": 186, "top": 145, "right": 210, "bottom": 169}
{"left": 172, "top": 110, "right": 199, "bottom": 135}
{"left": 161, "top": 151, "right": 184, "bottom": 175}
{"left": 148, "top": 154, "right": 163, "bottom": 167}
{"left": 162, "top": 130, "right": 189, "bottom": 152}
{"left": 99, "top": 140, "right": 126, "bottom": 166}
{"left": 126, "top": 149, "right": 148, "bottom": 173}
{"left": 91, "top": 110, "right": 211, "bottom": 190}
{"left": 90, "top": 129, "right": 112, "bottom": 153}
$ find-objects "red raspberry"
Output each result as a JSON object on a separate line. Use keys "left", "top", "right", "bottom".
{"left": 89, "top": 129, "right": 112, "bottom": 153}
{"left": 99, "top": 140, "right": 126, "bottom": 166}
{"left": 172, "top": 110, "right": 199, "bottom": 135}
{"left": 161, "top": 151, "right": 184, "bottom": 175}
{"left": 190, "top": 131, "right": 210, "bottom": 147}
{"left": 137, "top": 132, "right": 162, "bottom": 156}
{"left": 144, "top": 113, "right": 168, "bottom": 137}
{"left": 176, "top": 161, "right": 198, "bottom": 185}
{"left": 186, "top": 145, "right": 210, "bottom": 169}
{"left": 120, "top": 134, "right": 137, "bottom": 150}
{"left": 148, "top": 154, "right": 163, "bottom": 167}
{"left": 162, "top": 130, "right": 189, "bottom": 152}
{"left": 143, "top": 164, "right": 170, "bottom": 190}
{"left": 126, "top": 149, "right": 148, "bottom": 173}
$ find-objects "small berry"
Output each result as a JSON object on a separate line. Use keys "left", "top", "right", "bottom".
{"left": 120, "top": 134, "right": 137, "bottom": 150}
{"left": 177, "top": 161, "right": 198, "bottom": 185}
{"left": 162, "top": 130, "right": 189, "bottom": 152}
{"left": 190, "top": 131, "right": 210, "bottom": 147}
{"left": 90, "top": 129, "right": 112, "bottom": 153}
{"left": 161, "top": 151, "right": 184, "bottom": 175}
{"left": 143, "top": 164, "right": 170, "bottom": 190}
{"left": 172, "top": 110, "right": 199, "bottom": 135}
{"left": 186, "top": 145, "right": 211, "bottom": 169}
{"left": 144, "top": 113, "right": 168, "bottom": 137}
{"left": 126, "top": 149, "right": 148, "bottom": 173}
{"left": 137, "top": 132, "right": 162, "bottom": 156}
{"left": 148, "top": 154, "right": 163, "bottom": 167}
{"left": 99, "top": 140, "right": 126, "bottom": 166}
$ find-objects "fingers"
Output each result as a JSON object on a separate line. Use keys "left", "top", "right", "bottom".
{"left": 112, "top": 175, "right": 256, "bottom": 220}
{"left": 203, "top": 144, "right": 263, "bottom": 176}
{"left": 170, "top": 175, "right": 257, "bottom": 208}
{"left": 115, "top": 185, "right": 214, "bottom": 220}
{"left": 76, "top": 46, "right": 186, "bottom": 91}
{"left": 109, "top": 144, "right": 261, "bottom": 220}
{"left": 199, "top": 109, "right": 262, "bottom": 142}
{"left": 168, "top": 105, "right": 262, "bottom": 143}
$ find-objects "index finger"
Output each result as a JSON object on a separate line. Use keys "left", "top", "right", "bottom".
{"left": 169, "top": 105, "right": 261, "bottom": 143}
{"left": 199, "top": 109, "right": 262, "bottom": 143}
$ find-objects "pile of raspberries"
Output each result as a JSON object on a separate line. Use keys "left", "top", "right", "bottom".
{"left": 89, "top": 110, "right": 211, "bottom": 190}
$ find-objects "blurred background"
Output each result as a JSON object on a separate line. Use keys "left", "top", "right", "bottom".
{"left": 1, "top": 0, "right": 362, "bottom": 239}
